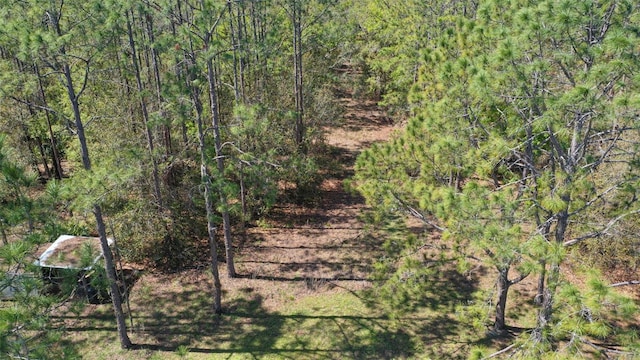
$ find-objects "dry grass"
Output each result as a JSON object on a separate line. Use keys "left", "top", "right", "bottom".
{"left": 54, "top": 76, "right": 466, "bottom": 359}
{"left": 51, "top": 73, "right": 639, "bottom": 360}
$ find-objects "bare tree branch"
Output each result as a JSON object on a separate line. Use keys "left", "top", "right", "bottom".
{"left": 610, "top": 280, "right": 640, "bottom": 288}
{"left": 564, "top": 209, "right": 640, "bottom": 247}
{"left": 390, "top": 192, "right": 446, "bottom": 231}
{"left": 481, "top": 343, "right": 518, "bottom": 359}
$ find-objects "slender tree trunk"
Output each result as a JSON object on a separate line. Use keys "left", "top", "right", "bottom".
{"left": 196, "top": 99, "right": 223, "bottom": 314}
{"left": 494, "top": 267, "right": 510, "bottom": 334}
{"left": 228, "top": 0, "right": 241, "bottom": 103}
{"left": 236, "top": 1, "right": 247, "bottom": 102}
{"left": 35, "top": 63, "right": 63, "bottom": 179}
{"left": 535, "top": 260, "right": 546, "bottom": 306}
{"left": 292, "top": 0, "right": 304, "bottom": 152}
{"left": 239, "top": 161, "right": 247, "bottom": 226}
{"left": 35, "top": 136, "right": 52, "bottom": 179}
{"left": 144, "top": 10, "right": 172, "bottom": 157}
{"left": 206, "top": 184, "right": 223, "bottom": 314}
{"left": 94, "top": 205, "right": 134, "bottom": 347}
{"left": 227, "top": 0, "right": 248, "bottom": 229}
{"left": 171, "top": 0, "right": 189, "bottom": 147}
{"left": 62, "top": 64, "right": 90, "bottom": 169}
{"left": 126, "top": 12, "right": 164, "bottom": 209}
{"left": 0, "top": 224, "right": 7, "bottom": 246}
{"left": 250, "top": 0, "right": 263, "bottom": 96}
{"left": 205, "top": 50, "right": 236, "bottom": 278}
{"left": 533, "top": 261, "right": 559, "bottom": 345}
{"left": 533, "top": 208, "right": 568, "bottom": 344}
{"left": 188, "top": 47, "right": 223, "bottom": 313}
{"left": 61, "top": 50, "right": 132, "bottom": 350}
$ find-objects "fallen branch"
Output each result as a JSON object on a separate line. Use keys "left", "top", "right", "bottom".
{"left": 582, "top": 337, "right": 637, "bottom": 357}
{"left": 481, "top": 343, "right": 518, "bottom": 359}
{"left": 610, "top": 280, "right": 640, "bottom": 288}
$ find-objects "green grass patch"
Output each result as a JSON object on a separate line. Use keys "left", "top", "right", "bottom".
{"left": 58, "top": 279, "right": 498, "bottom": 360}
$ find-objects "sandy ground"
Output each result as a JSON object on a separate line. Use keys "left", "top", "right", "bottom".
{"left": 127, "top": 82, "right": 399, "bottom": 313}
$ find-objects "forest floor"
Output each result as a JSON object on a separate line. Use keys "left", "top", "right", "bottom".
{"left": 59, "top": 77, "right": 478, "bottom": 359}
{"left": 225, "top": 85, "right": 396, "bottom": 305}
{"left": 53, "top": 71, "right": 640, "bottom": 359}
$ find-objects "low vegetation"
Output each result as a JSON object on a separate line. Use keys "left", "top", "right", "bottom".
{"left": 1, "top": 0, "right": 639, "bottom": 359}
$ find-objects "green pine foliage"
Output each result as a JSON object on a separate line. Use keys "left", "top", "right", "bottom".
{"left": 0, "top": 0, "right": 348, "bottom": 269}
{"left": 1, "top": 0, "right": 639, "bottom": 356}
{"left": 0, "top": 138, "right": 80, "bottom": 359}
{"left": 354, "top": 0, "right": 640, "bottom": 356}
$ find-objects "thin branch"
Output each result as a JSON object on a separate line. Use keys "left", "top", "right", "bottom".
{"left": 73, "top": 55, "right": 93, "bottom": 100}
{"left": 547, "top": 124, "right": 570, "bottom": 172}
{"left": 582, "top": 337, "right": 636, "bottom": 357}
{"left": 509, "top": 271, "right": 530, "bottom": 286}
{"left": 563, "top": 209, "right": 640, "bottom": 247}
{"left": 218, "top": 141, "right": 281, "bottom": 168}
{"left": 481, "top": 343, "right": 518, "bottom": 359}
{"left": 8, "top": 97, "right": 64, "bottom": 118}
{"left": 597, "top": 3, "right": 617, "bottom": 43}
{"left": 390, "top": 192, "right": 446, "bottom": 231}
{"left": 609, "top": 280, "right": 640, "bottom": 288}
{"left": 567, "top": 181, "right": 622, "bottom": 217}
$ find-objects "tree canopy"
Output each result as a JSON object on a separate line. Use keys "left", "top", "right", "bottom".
{"left": 354, "top": 0, "right": 640, "bottom": 356}
{"left": 1, "top": 0, "right": 639, "bottom": 357}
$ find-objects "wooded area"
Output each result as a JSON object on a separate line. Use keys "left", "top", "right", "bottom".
{"left": 1, "top": 0, "right": 639, "bottom": 358}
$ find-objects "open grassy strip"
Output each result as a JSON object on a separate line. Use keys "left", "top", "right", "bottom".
{"left": 56, "top": 268, "right": 535, "bottom": 359}
{"left": 58, "top": 272, "right": 516, "bottom": 359}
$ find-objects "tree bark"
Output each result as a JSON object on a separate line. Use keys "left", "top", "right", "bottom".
{"left": 144, "top": 9, "right": 172, "bottom": 157}
{"left": 94, "top": 205, "right": 134, "bottom": 347}
{"left": 292, "top": 0, "right": 304, "bottom": 152}
{"left": 126, "top": 11, "right": 164, "bottom": 209}
{"left": 205, "top": 53, "right": 236, "bottom": 278}
{"left": 197, "top": 100, "right": 223, "bottom": 314}
{"left": 58, "top": 17, "right": 132, "bottom": 346}
{"left": 187, "top": 45, "right": 223, "bottom": 313}
{"left": 35, "top": 135, "right": 52, "bottom": 179}
{"left": 534, "top": 260, "right": 546, "bottom": 306}
{"left": 228, "top": 0, "right": 241, "bottom": 103}
{"left": 493, "top": 267, "right": 510, "bottom": 334}
{"left": 533, "top": 208, "right": 568, "bottom": 344}
{"left": 35, "top": 63, "right": 63, "bottom": 180}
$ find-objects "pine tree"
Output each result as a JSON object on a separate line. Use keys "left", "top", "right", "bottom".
{"left": 355, "top": 0, "right": 640, "bottom": 354}
{"left": 0, "top": 0, "right": 134, "bottom": 348}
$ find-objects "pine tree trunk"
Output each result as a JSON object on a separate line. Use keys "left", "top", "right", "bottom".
{"left": 205, "top": 38, "right": 236, "bottom": 278}
{"left": 198, "top": 108, "right": 223, "bottom": 314}
{"left": 144, "top": 9, "right": 172, "bottom": 157}
{"left": 228, "top": 0, "right": 241, "bottom": 103}
{"left": 61, "top": 47, "right": 132, "bottom": 350}
{"left": 126, "top": 11, "right": 164, "bottom": 209}
{"left": 35, "top": 136, "right": 52, "bottom": 179}
{"left": 94, "top": 205, "right": 133, "bottom": 348}
{"left": 533, "top": 208, "right": 568, "bottom": 344}
{"left": 250, "top": 0, "right": 265, "bottom": 96}
{"left": 535, "top": 260, "right": 546, "bottom": 306}
{"left": 493, "top": 267, "right": 510, "bottom": 334}
{"left": 236, "top": 1, "right": 247, "bottom": 102}
{"left": 0, "top": 225, "right": 7, "bottom": 246}
{"left": 188, "top": 52, "right": 223, "bottom": 313}
{"left": 292, "top": 0, "right": 304, "bottom": 152}
{"left": 35, "top": 63, "right": 63, "bottom": 179}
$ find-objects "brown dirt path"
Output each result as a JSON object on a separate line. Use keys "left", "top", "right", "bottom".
{"left": 121, "top": 78, "right": 397, "bottom": 321}
{"left": 224, "top": 84, "right": 396, "bottom": 308}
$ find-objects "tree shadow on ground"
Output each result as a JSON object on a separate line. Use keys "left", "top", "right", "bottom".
{"left": 358, "top": 265, "right": 482, "bottom": 359}
{"left": 61, "top": 285, "right": 420, "bottom": 359}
